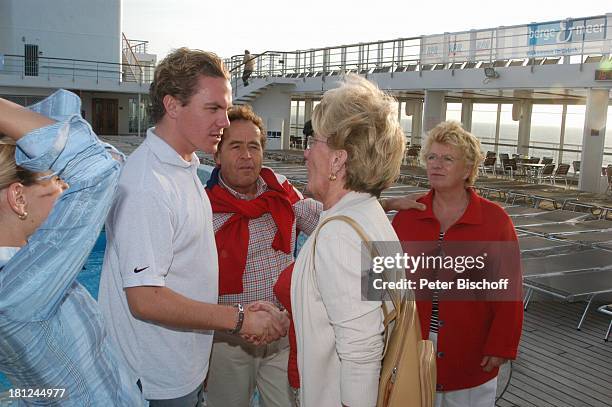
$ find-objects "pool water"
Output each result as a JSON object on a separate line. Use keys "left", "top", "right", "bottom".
{"left": 0, "top": 231, "right": 107, "bottom": 392}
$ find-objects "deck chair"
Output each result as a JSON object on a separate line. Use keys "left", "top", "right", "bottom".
{"left": 542, "top": 57, "right": 561, "bottom": 65}
{"left": 501, "top": 158, "right": 517, "bottom": 179}
{"left": 552, "top": 164, "right": 571, "bottom": 188}
{"left": 596, "top": 304, "right": 612, "bottom": 341}
{"left": 518, "top": 235, "right": 576, "bottom": 253}
{"left": 524, "top": 267, "right": 612, "bottom": 329}
{"left": 510, "top": 210, "right": 590, "bottom": 227}
{"left": 541, "top": 157, "right": 553, "bottom": 165}
{"left": 481, "top": 156, "right": 497, "bottom": 176}
{"left": 538, "top": 164, "right": 556, "bottom": 184}
{"left": 572, "top": 160, "right": 580, "bottom": 175}
{"left": 584, "top": 55, "right": 603, "bottom": 64}
{"left": 519, "top": 219, "right": 612, "bottom": 236}
{"left": 405, "top": 146, "right": 421, "bottom": 165}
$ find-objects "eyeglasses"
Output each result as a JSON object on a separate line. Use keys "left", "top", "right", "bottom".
{"left": 305, "top": 135, "right": 328, "bottom": 150}
{"left": 35, "top": 172, "right": 66, "bottom": 187}
{"left": 425, "top": 153, "right": 458, "bottom": 167}
{"left": 35, "top": 171, "right": 60, "bottom": 182}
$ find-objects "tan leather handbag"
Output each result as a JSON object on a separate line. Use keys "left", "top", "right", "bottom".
{"left": 377, "top": 280, "right": 436, "bottom": 407}
{"left": 313, "top": 215, "right": 436, "bottom": 407}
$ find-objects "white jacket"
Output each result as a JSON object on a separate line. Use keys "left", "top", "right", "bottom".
{"left": 291, "top": 191, "right": 401, "bottom": 407}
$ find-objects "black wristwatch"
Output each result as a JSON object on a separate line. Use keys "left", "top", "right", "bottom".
{"left": 229, "top": 303, "right": 244, "bottom": 334}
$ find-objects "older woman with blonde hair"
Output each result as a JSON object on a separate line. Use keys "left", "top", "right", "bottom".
{"left": 290, "top": 75, "right": 405, "bottom": 407}
{"left": 392, "top": 121, "right": 523, "bottom": 407}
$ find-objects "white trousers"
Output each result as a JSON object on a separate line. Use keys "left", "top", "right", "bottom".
{"left": 429, "top": 332, "right": 497, "bottom": 407}
{"left": 206, "top": 332, "right": 292, "bottom": 407}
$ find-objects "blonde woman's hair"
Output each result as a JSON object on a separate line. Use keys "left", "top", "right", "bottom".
{"left": 311, "top": 74, "right": 405, "bottom": 197}
{"left": 420, "top": 121, "right": 484, "bottom": 186}
{"left": 0, "top": 136, "right": 36, "bottom": 190}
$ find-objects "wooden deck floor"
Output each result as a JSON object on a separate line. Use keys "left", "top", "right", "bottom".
{"left": 496, "top": 299, "right": 611, "bottom": 407}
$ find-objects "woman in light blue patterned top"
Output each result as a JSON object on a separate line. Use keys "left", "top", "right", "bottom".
{"left": 0, "top": 90, "right": 144, "bottom": 406}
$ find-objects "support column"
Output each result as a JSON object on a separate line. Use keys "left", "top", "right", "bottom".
{"left": 423, "top": 91, "right": 446, "bottom": 134}
{"left": 137, "top": 93, "right": 141, "bottom": 137}
{"left": 517, "top": 101, "right": 532, "bottom": 156}
{"left": 304, "top": 99, "right": 314, "bottom": 122}
{"left": 411, "top": 101, "right": 423, "bottom": 146}
{"left": 282, "top": 116, "right": 291, "bottom": 150}
{"left": 558, "top": 104, "right": 567, "bottom": 163}
{"left": 250, "top": 85, "right": 293, "bottom": 151}
{"left": 461, "top": 100, "right": 473, "bottom": 132}
{"left": 579, "top": 88, "right": 609, "bottom": 192}
{"left": 494, "top": 103, "right": 502, "bottom": 154}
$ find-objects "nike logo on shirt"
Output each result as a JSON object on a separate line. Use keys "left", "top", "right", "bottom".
{"left": 134, "top": 266, "right": 149, "bottom": 274}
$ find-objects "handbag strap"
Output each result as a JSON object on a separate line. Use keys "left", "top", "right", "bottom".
{"left": 313, "top": 215, "right": 402, "bottom": 310}
{"left": 311, "top": 215, "right": 403, "bottom": 352}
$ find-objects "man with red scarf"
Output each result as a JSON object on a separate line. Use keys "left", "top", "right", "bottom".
{"left": 205, "top": 106, "right": 320, "bottom": 407}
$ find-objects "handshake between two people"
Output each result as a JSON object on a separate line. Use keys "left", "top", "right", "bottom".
{"left": 238, "top": 301, "right": 290, "bottom": 345}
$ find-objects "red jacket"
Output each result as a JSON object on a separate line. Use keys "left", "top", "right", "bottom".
{"left": 392, "top": 188, "right": 523, "bottom": 391}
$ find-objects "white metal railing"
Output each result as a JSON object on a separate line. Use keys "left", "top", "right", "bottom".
{"left": 224, "top": 14, "right": 612, "bottom": 86}
{"left": 0, "top": 53, "right": 151, "bottom": 84}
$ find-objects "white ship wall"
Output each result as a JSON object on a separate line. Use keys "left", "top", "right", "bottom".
{"left": 0, "top": 0, "right": 121, "bottom": 63}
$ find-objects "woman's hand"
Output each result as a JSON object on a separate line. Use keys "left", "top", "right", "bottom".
{"left": 480, "top": 355, "right": 508, "bottom": 372}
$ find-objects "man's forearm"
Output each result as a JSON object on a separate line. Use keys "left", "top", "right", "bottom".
{"left": 126, "top": 286, "right": 237, "bottom": 331}
{"left": 125, "top": 286, "right": 289, "bottom": 340}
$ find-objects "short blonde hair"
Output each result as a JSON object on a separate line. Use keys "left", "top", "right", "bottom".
{"left": 421, "top": 121, "right": 483, "bottom": 185}
{"left": 311, "top": 75, "right": 405, "bottom": 197}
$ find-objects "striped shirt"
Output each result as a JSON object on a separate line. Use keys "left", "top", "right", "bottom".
{"left": 0, "top": 90, "right": 143, "bottom": 406}
{"left": 213, "top": 171, "right": 322, "bottom": 306}
{"left": 429, "top": 231, "right": 445, "bottom": 334}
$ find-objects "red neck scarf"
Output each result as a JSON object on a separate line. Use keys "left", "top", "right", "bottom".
{"left": 206, "top": 167, "right": 300, "bottom": 295}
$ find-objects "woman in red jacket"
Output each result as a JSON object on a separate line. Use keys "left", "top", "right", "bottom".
{"left": 392, "top": 121, "right": 523, "bottom": 407}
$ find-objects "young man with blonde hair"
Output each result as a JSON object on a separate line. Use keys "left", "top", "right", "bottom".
{"left": 98, "top": 48, "right": 288, "bottom": 406}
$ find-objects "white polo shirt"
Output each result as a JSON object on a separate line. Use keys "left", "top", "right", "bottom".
{"left": 98, "top": 128, "right": 218, "bottom": 400}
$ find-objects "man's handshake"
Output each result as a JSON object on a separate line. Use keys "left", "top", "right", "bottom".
{"left": 237, "top": 301, "right": 290, "bottom": 345}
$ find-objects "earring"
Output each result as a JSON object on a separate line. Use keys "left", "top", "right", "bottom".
{"left": 18, "top": 211, "right": 28, "bottom": 221}
{"left": 328, "top": 173, "right": 337, "bottom": 181}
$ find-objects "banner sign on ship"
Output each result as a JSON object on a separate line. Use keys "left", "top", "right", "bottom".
{"left": 525, "top": 17, "right": 607, "bottom": 57}
{"left": 419, "top": 14, "right": 611, "bottom": 64}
